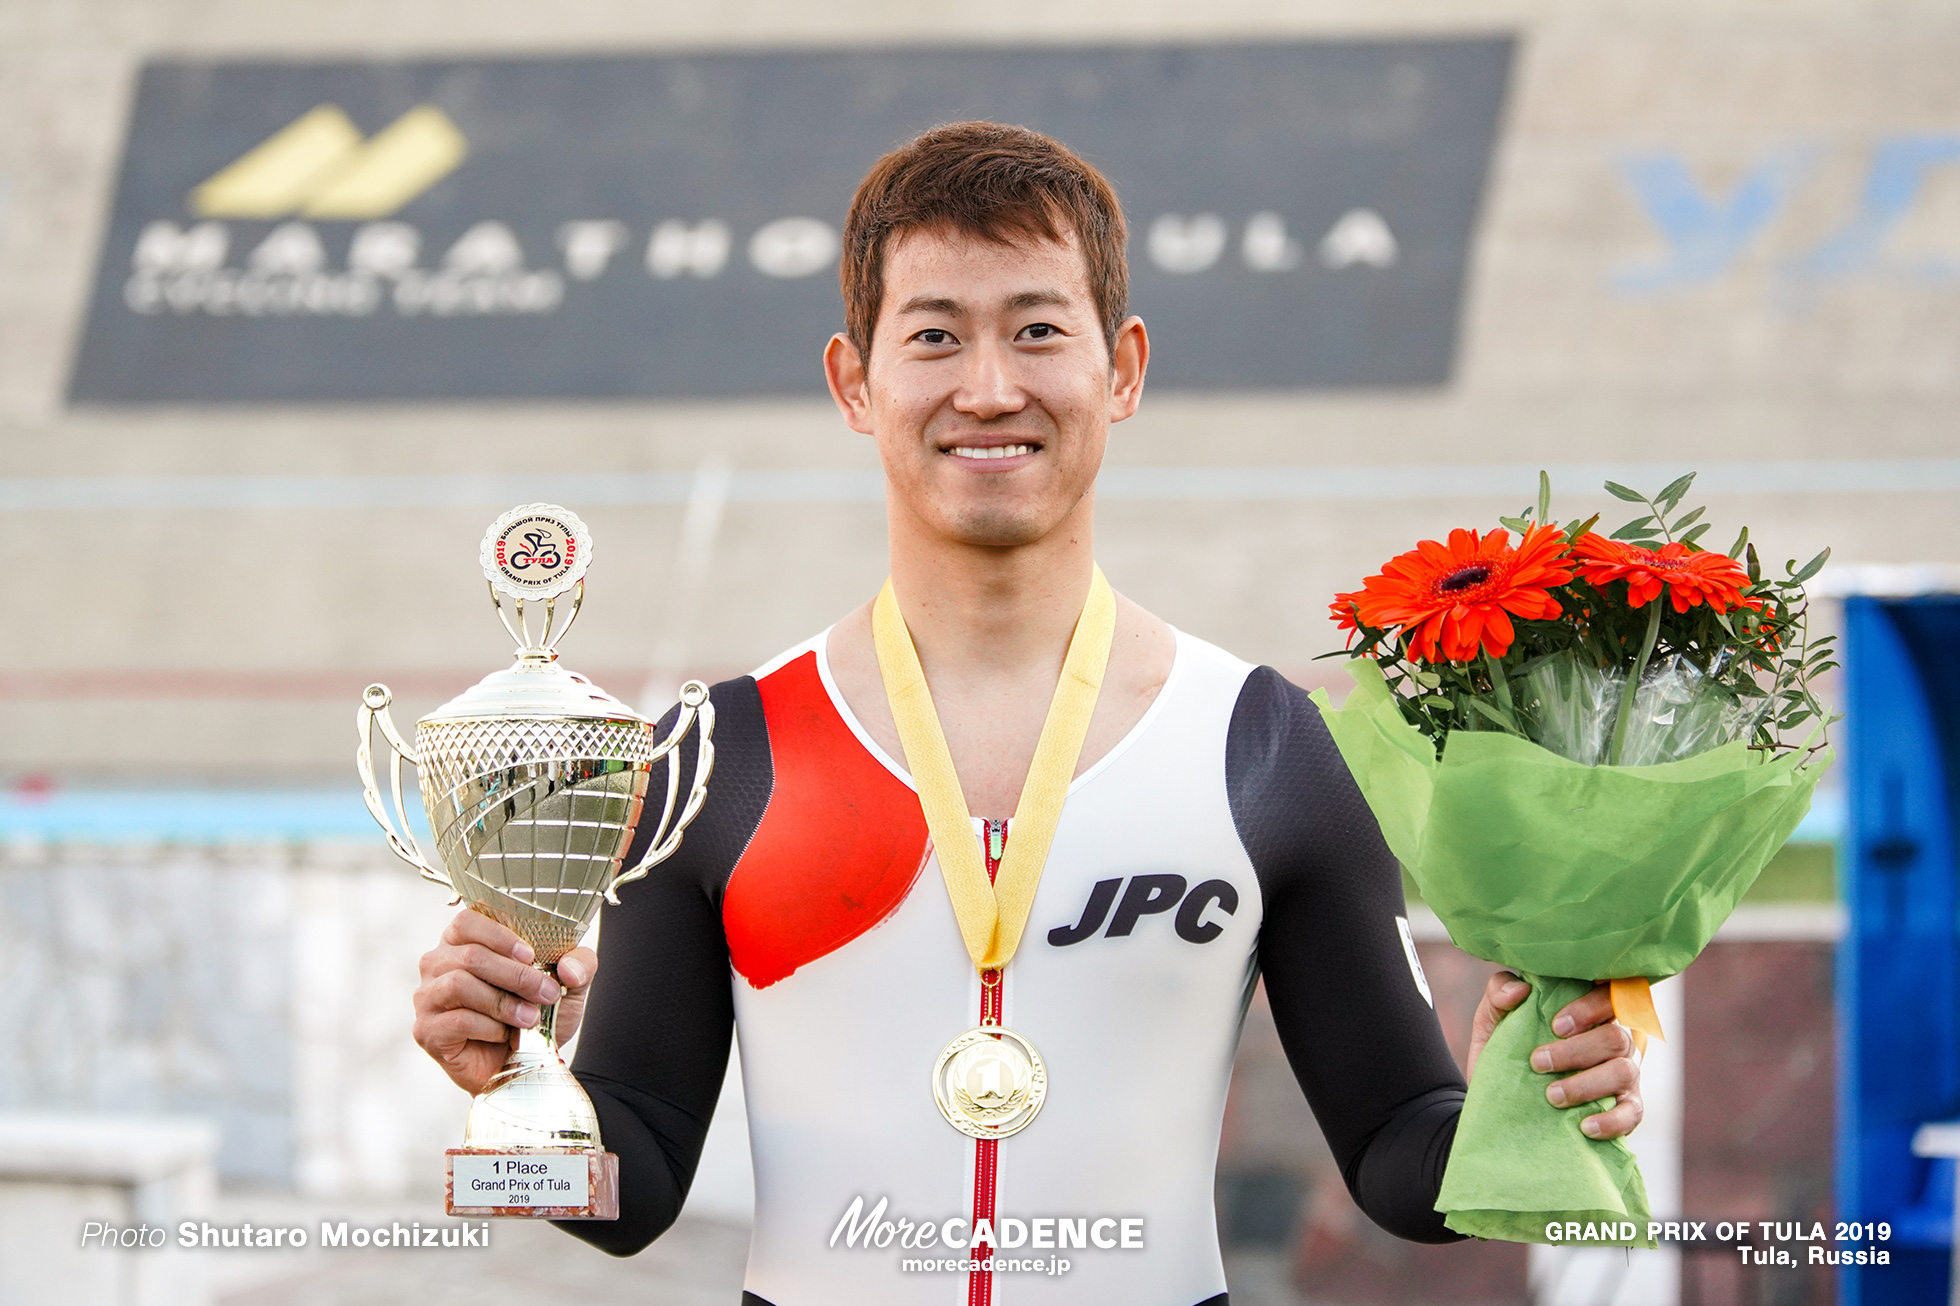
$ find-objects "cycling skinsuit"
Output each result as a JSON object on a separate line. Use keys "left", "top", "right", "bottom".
{"left": 559, "top": 628, "right": 1466, "bottom": 1305}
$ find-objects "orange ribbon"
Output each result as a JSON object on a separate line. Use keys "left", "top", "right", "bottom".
{"left": 1609, "top": 977, "right": 1665, "bottom": 1058}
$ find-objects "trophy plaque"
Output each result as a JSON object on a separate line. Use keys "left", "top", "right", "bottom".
{"left": 357, "top": 504, "right": 715, "bottom": 1219}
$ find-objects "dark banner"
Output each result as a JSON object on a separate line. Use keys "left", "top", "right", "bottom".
{"left": 69, "top": 41, "right": 1513, "bottom": 402}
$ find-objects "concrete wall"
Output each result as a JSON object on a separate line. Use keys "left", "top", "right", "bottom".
{"left": 2, "top": 0, "right": 1956, "bottom": 784}
{"left": 0, "top": 840, "right": 461, "bottom": 1192}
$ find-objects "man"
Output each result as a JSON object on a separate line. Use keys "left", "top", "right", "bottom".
{"left": 413, "top": 122, "right": 1642, "bottom": 1305}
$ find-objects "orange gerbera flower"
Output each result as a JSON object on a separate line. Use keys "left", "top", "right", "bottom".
{"left": 1571, "top": 534, "right": 1749, "bottom": 614}
{"left": 1330, "top": 589, "right": 1364, "bottom": 640}
{"left": 1346, "top": 524, "right": 1573, "bottom": 663}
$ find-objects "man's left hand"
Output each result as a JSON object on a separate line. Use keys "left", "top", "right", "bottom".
{"left": 1465, "top": 972, "right": 1644, "bottom": 1140}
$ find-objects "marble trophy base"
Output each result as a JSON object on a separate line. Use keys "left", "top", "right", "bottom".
{"left": 446, "top": 1148, "right": 619, "bottom": 1219}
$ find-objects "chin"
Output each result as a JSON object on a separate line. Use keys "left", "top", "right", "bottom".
{"left": 944, "top": 508, "right": 1050, "bottom": 548}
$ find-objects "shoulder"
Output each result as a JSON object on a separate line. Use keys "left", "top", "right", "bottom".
{"left": 747, "top": 629, "right": 830, "bottom": 682}
{"left": 1224, "top": 664, "right": 1336, "bottom": 777}
{"left": 1221, "top": 665, "right": 1366, "bottom": 868}
{"left": 1162, "top": 626, "right": 1257, "bottom": 688}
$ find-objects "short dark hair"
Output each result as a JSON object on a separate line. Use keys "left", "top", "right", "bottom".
{"left": 840, "top": 121, "right": 1129, "bottom": 358}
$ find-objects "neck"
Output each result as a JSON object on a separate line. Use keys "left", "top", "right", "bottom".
{"left": 886, "top": 501, "right": 1096, "bottom": 682}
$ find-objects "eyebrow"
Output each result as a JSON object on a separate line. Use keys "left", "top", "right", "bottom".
{"left": 895, "top": 289, "right": 1074, "bottom": 317}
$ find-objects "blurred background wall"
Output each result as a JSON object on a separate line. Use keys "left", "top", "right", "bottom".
{"left": 3, "top": 0, "right": 1956, "bottom": 1303}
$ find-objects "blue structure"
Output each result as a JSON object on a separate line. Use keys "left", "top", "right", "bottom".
{"left": 1840, "top": 595, "right": 1960, "bottom": 1303}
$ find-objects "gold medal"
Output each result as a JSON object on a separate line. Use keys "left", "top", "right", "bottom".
{"left": 932, "top": 1026, "right": 1048, "bottom": 1140}
{"left": 872, "top": 567, "right": 1116, "bottom": 1140}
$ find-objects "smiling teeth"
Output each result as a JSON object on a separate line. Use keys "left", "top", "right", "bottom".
{"left": 952, "top": 445, "right": 1034, "bottom": 460}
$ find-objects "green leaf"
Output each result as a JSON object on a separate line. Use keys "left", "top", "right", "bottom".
{"left": 1657, "top": 472, "right": 1697, "bottom": 510}
{"left": 1791, "top": 547, "right": 1832, "bottom": 585}
{"left": 1562, "top": 514, "right": 1601, "bottom": 542}
{"left": 1746, "top": 543, "right": 1762, "bottom": 584}
{"left": 1499, "top": 515, "right": 1531, "bottom": 533}
{"left": 1537, "top": 470, "right": 1553, "bottom": 526}
{"left": 1462, "top": 696, "right": 1524, "bottom": 735}
{"left": 1611, "top": 520, "right": 1661, "bottom": 541}
{"left": 1810, "top": 661, "right": 1840, "bottom": 676}
{"left": 1680, "top": 522, "right": 1713, "bottom": 547}
{"left": 1603, "top": 480, "right": 1647, "bottom": 503}
{"left": 1728, "top": 526, "right": 1750, "bottom": 558}
{"left": 1671, "top": 505, "right": 1707, "bottom": 532}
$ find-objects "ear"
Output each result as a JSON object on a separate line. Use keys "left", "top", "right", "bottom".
{"left": 824, "top": 333, "right": 875, "bottom": 435}
{"left": 1107, "top": 316, "right": 1149, "bottom": 423}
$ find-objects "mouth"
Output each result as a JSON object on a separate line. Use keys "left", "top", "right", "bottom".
{"left": 943, "top": 441, "right": 1040, "bottom": 463}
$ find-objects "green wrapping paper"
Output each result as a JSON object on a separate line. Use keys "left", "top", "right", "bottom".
{"left": 1310, "top": 661, "right": 1827, "bottom": 1244}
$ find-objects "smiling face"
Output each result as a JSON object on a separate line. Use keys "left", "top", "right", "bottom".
{"left": 825, "top": 224, "right": 1147, "bottom": 551}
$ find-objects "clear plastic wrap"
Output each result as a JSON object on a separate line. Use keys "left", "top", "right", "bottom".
{"left": 1513, "top": 651, "right": 1769, "bottom": 767}
{"left": 1614, "top": 654, "right": 1771, "bottom": 767}
{"left": 1516, "top": 654, "right": 1625, "bottom": 767}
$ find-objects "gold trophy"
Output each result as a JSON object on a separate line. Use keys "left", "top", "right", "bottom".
{"left": 357, "top": 504, "right": 714, "bottom": 1219}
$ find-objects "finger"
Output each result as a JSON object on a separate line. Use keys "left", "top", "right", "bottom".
{"left": 420, "top": 968, "right": 542, "bottom": 1030}
{"left": 1486, "top": 970, "right": 1530, "bottom": 1014}
{"left": 1531, "top": 1022, "right": 1635, "bottom": 1075}
{"left": 1546, "top": 1056, "right": 1640, "bottom": 1109}
{"left": 1582, "top": 1091, "right": 1644, "bottom": 1140}
{"left": 427, "top": 941, "right": 560, "bottom": 1005}
{"left": 442, "top": 908, "right": 534, "bottom": 964}
{"left": 556, "top": 946, "right": 599, "bottom": 992}
{"left": 1550, "top": 983, "right": 1616, "bottom": 1038}
{"left": 415, "top": 1006, "right": 513, "bottom": 1054}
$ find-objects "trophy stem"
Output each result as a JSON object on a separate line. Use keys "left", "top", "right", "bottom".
{"left": 531, "top": 983, "right": 563, "bottom": 1053}
{"left": 460, "top": 966, "right": 603, "bottom": 1153}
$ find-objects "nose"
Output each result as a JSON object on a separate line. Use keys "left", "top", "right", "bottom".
{"left": 951, "top": 337, "right": 1026, "bottom": 421}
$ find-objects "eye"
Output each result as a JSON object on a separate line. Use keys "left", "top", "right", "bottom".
{"left": 1018, "top": 322, "right": 1061, "bottom": 342}
{"left": 911, "top": 328, "right": 957, "bottom": 347}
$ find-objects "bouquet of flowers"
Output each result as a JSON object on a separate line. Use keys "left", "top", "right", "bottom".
{"left": 1313, "top": 473, "right": 1832, "bottom": 1245}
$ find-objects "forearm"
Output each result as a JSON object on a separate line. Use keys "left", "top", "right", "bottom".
{"left": 556, "top": 1071, "right": 721, "bottom": 1255}
{"left": 1341, "top": 1086, "right": 1464, "bottom": 1243}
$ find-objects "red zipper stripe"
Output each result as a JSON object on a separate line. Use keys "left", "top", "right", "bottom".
{"left": 968, "top": 820, "right": 1007, "bottom": 1306}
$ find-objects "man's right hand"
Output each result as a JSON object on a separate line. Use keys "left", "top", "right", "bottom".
{"left": 412, "top": 908, "right": 599, "bottom": 1096}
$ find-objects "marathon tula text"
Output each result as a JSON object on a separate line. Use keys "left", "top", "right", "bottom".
{"left": 80, "top": 1221, "right": 491, "bottom": 1250}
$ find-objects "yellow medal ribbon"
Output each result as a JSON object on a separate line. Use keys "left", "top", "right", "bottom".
{"left": 872, "top": 566, "right": 1116, "bottom": 974}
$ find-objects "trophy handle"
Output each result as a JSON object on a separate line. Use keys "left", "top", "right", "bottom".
{"left": 357, "top": 684, "right": 453, "bottom": 891}
{"left": 610, "top": 680, "right": 717, "bottom": 901}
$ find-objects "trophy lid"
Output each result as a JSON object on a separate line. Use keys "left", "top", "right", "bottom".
{"left": 420, "top": 659, "right": 650, "bottom": 725}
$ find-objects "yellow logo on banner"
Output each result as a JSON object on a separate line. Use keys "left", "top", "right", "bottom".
{"left": 190, "top": 104, "right": 467, "bottom": 220}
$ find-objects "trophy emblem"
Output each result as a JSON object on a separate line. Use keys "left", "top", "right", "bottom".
{"left": 357, "top": 504, "right": 715, "bottom": 1219}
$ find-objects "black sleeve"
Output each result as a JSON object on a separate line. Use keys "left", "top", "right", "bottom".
{"left": 555, "top": 676, "right": 772, "bottom": 1256}
{"left": 1227, "top": 666, "right": 1467, "bottom": 1244}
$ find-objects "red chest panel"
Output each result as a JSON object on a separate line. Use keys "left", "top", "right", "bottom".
{"left": 723, "top": 651, "right": 930, "bottom": 989}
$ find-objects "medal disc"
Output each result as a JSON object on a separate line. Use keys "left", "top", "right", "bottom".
{"left": 932, "top": 1026, "right": 1048, "bottom": 1140}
